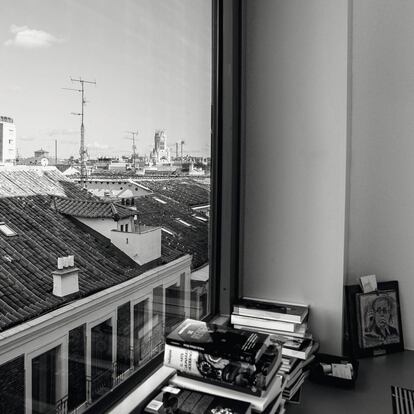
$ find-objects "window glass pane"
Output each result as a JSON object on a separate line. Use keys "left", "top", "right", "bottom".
{"left": 68, "top": 324, "right": 87, "bottom": 411}
{"left": 32, "top": 347, "right": 59, "bottom": 414}
{"left": 0, "top": 356, "right": 25, "bottom": 414}
{"left": 117, "top": 302, "right": 131, "bottom": 378}
{"left": 0, "top": 0, "right": 212, "bottom": 410}
{"left": 91, "top": 320, "right": 113, "bottom": 402}
{"left": 133, "top": 298, "right": 151, "bottom": 366}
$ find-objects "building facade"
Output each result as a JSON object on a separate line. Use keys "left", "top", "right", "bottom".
{"left": 0, "top": 116, "right": 17, "bottom": 165}
{"left": 150, "top": 130, "right": 171, "bottom": 165}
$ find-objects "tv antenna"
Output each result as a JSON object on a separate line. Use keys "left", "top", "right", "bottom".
{"left": 63, "top": 77, "right": 96, "bottom": 185}
{"left": 125, "top": 130, "right": 138, "bottom": 172}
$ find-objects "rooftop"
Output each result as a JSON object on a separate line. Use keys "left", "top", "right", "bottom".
{"left": 0, "top": 195, "right": 184, "bottom": 333}
{"left": 136, "top": 178, "right": 210, "bottom": 208}
{"left": 0, "top": 167, "right": 92, "bottom": 199}
{"left": 133, "top": 194, "right": 208, "bottom": 270}
{"left": 51, "top": 196, "right": 135, "bottom": 219}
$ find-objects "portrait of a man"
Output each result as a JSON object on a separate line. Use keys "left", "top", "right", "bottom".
{"left": 357, "top": 290, "right": 401, "bottom": 349}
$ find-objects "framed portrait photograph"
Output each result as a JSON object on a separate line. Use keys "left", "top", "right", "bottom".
{"left": 345, "top": 281, "right": 404, "bottom": 358}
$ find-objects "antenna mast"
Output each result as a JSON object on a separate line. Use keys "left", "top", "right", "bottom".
{"left": 63, "top": 77, "right": 96, "bottom": 186}
{"left": 125, "top": 130, "right": 138, "bottom": 172}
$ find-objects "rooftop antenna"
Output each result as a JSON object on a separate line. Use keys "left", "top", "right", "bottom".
{"left": 63, "top": 77, "right": 96, "bottom": 186}
{"left": 125, "top": 130, "right": 138, "bottom": 172}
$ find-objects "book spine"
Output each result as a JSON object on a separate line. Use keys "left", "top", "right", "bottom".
{"left": 165, "top": 338, "right": 256, "bottom": 364}
{"left": 281, "top": 348, "right": 306, "bottom": 360}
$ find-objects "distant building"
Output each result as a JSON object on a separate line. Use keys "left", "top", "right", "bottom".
{"left": 0, "top": 116, "right": 17, "bottom": 165}
{"left": 75, "top": 178, "right": 153, "bottom": 203}
{"left": 18, "top": 148, "right": 51, "bottom": 166}
{"left": 150, "top": 130, "right": 171, "bottom": 164}
{"left": 34, "top": 148, "right": 49, "bottom": 159}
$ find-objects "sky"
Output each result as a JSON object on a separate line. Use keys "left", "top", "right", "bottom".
{"left": 0, "top": 0, "right": 212, "bottom": 159}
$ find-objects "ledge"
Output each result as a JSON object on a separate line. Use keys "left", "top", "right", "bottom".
{"left": 106, "top": 366, "right": 175, "bottom": 414}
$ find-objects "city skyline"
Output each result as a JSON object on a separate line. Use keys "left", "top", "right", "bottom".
{"left": 0, "top": 0, "right": 212, "bottom": 159}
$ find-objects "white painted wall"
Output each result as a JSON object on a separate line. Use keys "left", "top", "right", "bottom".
{"left": 242, "top": 0, "right": 349, "bottom": 354}
{"left": 110, "top": 227, "right": 161, "bottom": 265}
{"left": 77, "top": 217, "right": 132, "bottom": 239}
{"left": 77, "top": 217, "right": 115, "bottom": 239}
{"left": 347, "top": 0, "right": 414, "bottom": 350}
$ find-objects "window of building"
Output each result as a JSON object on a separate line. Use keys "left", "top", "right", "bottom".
{"left": 0, "top": 222, "right": 17, "bottom": 237}
{"left": 32, "top": 346, "right": 60, "bottom": 414}
{"left": 91, "top": 319, "right": 113, "bottom": 402}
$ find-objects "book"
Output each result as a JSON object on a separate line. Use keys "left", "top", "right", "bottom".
{"left": 284, "top": 360, "right": 303, "bottom": 382}
{"left": 166, "top": 319, "right": 270, "bottom": 364}
{"left": 144, "top": 385, "right": 252, "bottom": 414}
{"left": 231, "top": 315, "right": 307, "bottom": 335}
{"left": 234, "top": 299, "right": 308, "bottom": 324}
{"left": 170, "top": 371, "right": 286, "bottom": 412}
{"left": 267, "top": 334, "right": 314, "bottom": 360}
{"left": 232, "top": 324, "right": 312, "bottom": 339}
{"left": 261, "top": 392, "right": 283, "bottom": 414}
{"left": 164, "top": 343, "right": 282, "bottom": 396}
{"left": 282, "top": 371, "right": 309, "bottom": 400}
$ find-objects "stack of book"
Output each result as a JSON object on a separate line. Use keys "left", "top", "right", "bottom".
{"left": 231, "top": 298, "right": 318, "bottom": 405}
{"left": 162, "top": 318, "right": 287, "bottom": 413}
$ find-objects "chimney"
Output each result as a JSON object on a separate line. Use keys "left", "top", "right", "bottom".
{"left": 52, "top": 255, "right": 79, "bottom": 297}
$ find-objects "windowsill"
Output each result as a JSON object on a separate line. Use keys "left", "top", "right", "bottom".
{"left": 106, "top": 366, "right": 176, "bottom": 414}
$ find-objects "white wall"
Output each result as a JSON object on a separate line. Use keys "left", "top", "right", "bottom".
{"left": 110, "top": 227, "right": 161, "bottom": 265}
{"left": 242, "top": 0, "right": 349, "bottom": 354}
{"left": 348, "top": 0, "right": 414, "bottom": 350}
{"left": 77, "top": 217, "right": 115, "bottom": 239}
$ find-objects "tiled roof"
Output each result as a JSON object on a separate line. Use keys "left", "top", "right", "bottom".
{"left": 0, "top": 196, "right": 183, "bottom": 333}
{"left": 0, "top": 167, "right": 92, "bottom": 199}
{"left": 133, "top": 194, "right": 209, "bottom": 270}
{"left": 51, "top": 197, "right": 135, "bottom": 219}
{"left": 135, "top": 178, "right": 210, "bottom": 207}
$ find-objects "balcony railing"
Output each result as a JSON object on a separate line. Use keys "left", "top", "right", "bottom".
{"left": 88, "top": 366, "right": 114, "bottom": 402}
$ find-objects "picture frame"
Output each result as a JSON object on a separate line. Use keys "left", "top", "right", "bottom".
{"left": 345, "top": 281, "right": 404, "bottom": 358}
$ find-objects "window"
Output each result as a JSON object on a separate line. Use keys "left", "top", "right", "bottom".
{"left": 0, "top": 0, "right": 218, "bottom": 412}
{"left": 0, "top": 222, "right": 17, "bottom": 237}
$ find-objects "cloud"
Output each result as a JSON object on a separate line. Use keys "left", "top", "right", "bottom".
{"left": 4, "top": 25, "right": 64, "bottom": 49}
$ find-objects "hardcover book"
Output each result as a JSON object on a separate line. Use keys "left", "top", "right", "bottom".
{"left": 268, "top": 334, "right": 314, "bottom": 360}
{"left": 234, "top": 299, "right": 308, "bottom": 324}
{"left": 166, "top": 319, "right": 270, "bottom": 364}
{"left": 164, "top": 343, "right": 282, "bottom": 396}
{"left": 145, "top": 385, "right": 252, "bottom": 414}
{"left": 170, "top": 372, "right": 286, "bottom": 412}
{"left": 233, "top": 324, "right": 312, "bottom": 339}
{"left": 231, "top": 314, "right": 307, "bottom": 334}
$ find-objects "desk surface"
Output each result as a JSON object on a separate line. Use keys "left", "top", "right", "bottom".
{"left": 289, "top": 350, "right": 414, "bottom": 414}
